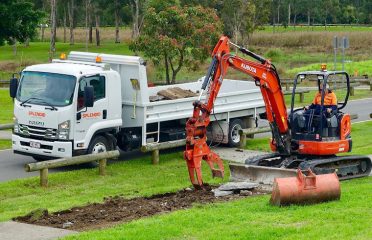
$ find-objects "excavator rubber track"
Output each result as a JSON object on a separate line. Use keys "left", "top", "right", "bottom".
{"left": 230, "top": 154, "right": 371, "bottom": 185}
{"left": 299, "top": 155, "right": 372, "bottom": 180}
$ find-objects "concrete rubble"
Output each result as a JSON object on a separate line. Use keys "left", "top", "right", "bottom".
{"left": 214, "top": 181, "right": 259, "bottom": 197}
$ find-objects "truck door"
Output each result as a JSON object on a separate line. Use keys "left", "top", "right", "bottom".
{"left": 74, "top": 74, "right": 108, "bottom": 146}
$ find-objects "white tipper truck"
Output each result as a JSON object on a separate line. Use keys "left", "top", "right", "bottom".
{"left": 9, "top": 52, "right": 265, "bottom": 160}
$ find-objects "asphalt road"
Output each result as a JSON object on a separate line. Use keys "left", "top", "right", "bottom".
{"left": 0, "top": 98, "right": 371, "bottom": 182}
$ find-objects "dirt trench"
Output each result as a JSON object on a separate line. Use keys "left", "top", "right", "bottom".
{"left": 15, "top": 186, "right": 263, "bottom": 231}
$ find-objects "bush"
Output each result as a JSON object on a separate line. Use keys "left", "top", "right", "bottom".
{"left": 265, "top": 48, "right": 283, "bottom": 60}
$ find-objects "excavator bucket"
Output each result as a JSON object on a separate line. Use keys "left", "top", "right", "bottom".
{"left": 270, "top": 169, "right": 341, "bottom": 206}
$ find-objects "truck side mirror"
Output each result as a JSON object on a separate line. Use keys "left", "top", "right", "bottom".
{"left": 84, "top": 86, "right": 94, "bottom": 108}
{"left": 9, "top": 77, "right": 18, "bottom": 98}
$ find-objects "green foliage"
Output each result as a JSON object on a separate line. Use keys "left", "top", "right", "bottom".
{"left": 130, "top": 4, "right": 222, "bottom": 84}
{"left": 265, "top": 48, "right": 284, "bottom": 60}
{"left": 0, "top": 0, "right": 44, "bottom": 45}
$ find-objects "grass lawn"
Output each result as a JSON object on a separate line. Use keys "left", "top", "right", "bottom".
{"left": 0, "top": 121, "right": 370, "bottom": 238}
{"left": 0, "top": 152, "right": 228, "bottom": 222}
{"left": 63, "top": 177, "right": 372, "bottom": 240}
{"left": 0, "top": 89, "right": 13, "bottom": 124}
{"left": 0, "top": 42, "right": 133, "bottom": 80}
{"left": 260, "top": 25, "right": 372, "bottom": 33}
{"left": 0, "top": 139, "right": 11, "bottom": 150}
{"left": 287, "top": 60, "right": 372, "bottom": 77}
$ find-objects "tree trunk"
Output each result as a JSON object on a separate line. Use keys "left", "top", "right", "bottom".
{"left": 89, "top": 25, "right": 93, "bottom": 43}
{"left": 63, "top": 5, "right": 67, "bottom": 43}
{"left": 85, "top": 0, "right": 90, "bottom": 51}
{"left": 169, "top": 51, "right": 184, "bottom": 84}
{"left": 288, "top": 3, "right": 290, "bottom": 27}
{"left": 115, "top": 0, "right": 120, "bottom": 43}
{"left": 41, "top": 26, "right": 45, "bottom": 42}
{"left": 131, "top": 0, "right": 140, "bottom": 39}
{"left": 10, "top": 38, "right": 17, "bottom": 56}
{"left": 68, "top": 0, "right": 74, "bottom": 45}
{"left": 24, "top": 38, "right": 30, "bottom": 47}
{"left": 49, "top": 0, "right": 57, "bottom": 62}
{"left": 95, "top": 15, "right": 100, "bottom": 46}
{"left": 307, "top": 10, "right": 311, "bottom": 26}
{"left": 164, "top": 52, "right": 170, "bottom": 85}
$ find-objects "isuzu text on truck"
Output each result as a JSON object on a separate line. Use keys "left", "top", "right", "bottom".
{"left": 9, "top": 52, "right": 264, "bottom": 161}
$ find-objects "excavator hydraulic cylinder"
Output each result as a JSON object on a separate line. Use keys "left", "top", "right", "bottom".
{"left": 270, "top": 169, "right": 340, "bottom": 206}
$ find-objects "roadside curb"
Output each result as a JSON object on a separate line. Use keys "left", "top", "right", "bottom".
{"left": 0, "top": 221, "right": 77, "bottom": 240}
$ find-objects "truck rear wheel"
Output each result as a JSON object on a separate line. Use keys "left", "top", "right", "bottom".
{"left": 228, "top": 119, "right": 243, "bottom": 147}
{"left": 87, "top": 135, "right": 112, "bottom": 167}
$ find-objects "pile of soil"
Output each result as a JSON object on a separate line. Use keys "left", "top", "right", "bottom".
{"left": 15, "top": 186, "right": 262, "bottom": 231}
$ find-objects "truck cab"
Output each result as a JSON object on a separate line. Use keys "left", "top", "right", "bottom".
{"left": 10, "top": 57, "right": 122, "bottom": 160}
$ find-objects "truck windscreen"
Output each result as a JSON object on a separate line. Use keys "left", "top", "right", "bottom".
{"left": 17, "top": 71, "right": 76, "bottom": 107}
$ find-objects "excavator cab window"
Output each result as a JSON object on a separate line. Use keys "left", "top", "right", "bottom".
{"left": 290, "top": 71, "right": 350, "bottom": 140}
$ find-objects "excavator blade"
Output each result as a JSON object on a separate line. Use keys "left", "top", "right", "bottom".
{"left": 229, "top": 163, "right": 297, "bottom": 187}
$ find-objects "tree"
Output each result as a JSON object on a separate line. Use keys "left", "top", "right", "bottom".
{"left": 0, "top": 0, "right": 43, "bottom": 45}
{"left": 114, "top": 0, "right": 121, "bottom": 43}
{"left": 67, "top": 0, "right": 75, "bottom": 45}
{"left": 49, "top": 0, "right": 57, "bottom": 61}
{"left": 130, "top": 0, "right": 147, "bottom": 39}
{"left": 221, "top": 0, "right": 270, "bottom": 44}
{"left": 131, "top": 5, "right": 222, "bottom": 84}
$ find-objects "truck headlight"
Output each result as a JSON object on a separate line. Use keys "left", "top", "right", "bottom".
{"left": 13, "top": 116, "right": 19, "bottom": 134}
{"left": 59, "top": 120, "right": 70, "bottom": 130}
{"left": 58, "top": 120, "right": 70, "bottom": 140}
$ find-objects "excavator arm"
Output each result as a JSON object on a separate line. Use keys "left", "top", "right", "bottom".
{"left": 184, "top": 36, "right": 291, "bottom": 187}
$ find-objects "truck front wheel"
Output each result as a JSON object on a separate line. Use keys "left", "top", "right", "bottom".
{"left": 87, "top": 135, "right": 112, "bottom": 167}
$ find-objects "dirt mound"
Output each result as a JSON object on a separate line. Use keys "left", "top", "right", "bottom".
{"left": 15, "top": 186, "right": 263, "bottom": 231}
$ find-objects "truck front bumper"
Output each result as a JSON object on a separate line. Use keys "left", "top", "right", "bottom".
{"left": 12, "top": 134, "right": 73, "bottom": 158}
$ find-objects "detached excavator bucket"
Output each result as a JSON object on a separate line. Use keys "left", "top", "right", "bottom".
{"left": 270, "top": 169, "right": 341, "bottom": 206}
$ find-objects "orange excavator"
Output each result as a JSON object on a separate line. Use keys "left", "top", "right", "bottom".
{"left": 184, "top": 36, "right": 371, "bottom": 188}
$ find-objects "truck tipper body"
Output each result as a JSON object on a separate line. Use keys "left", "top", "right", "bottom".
{"left": 11, "top": 52, "right": 265, "bottom": 160}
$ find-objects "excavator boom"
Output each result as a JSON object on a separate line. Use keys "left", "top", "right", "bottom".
{"left": 184, "top": 36, "right": 290, "bottom": 187}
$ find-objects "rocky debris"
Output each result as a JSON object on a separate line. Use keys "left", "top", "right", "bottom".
{"left": 218, "top": 182, "right": 259, "bottom": 191}
{"left": 62, "top": 222, "right": 74, "bottom": 229}
{"left": 213, "top": 189, "right": 234, "bottom": 197}
{"left": 240, "top": 190, "right": 253, "bottom": 196}
{"left": 213, "top": 181, "right": 259, "bottom": 197}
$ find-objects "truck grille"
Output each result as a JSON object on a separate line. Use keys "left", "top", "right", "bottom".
{"left": 19, "top": 124, "right": 57, "bottom": 140}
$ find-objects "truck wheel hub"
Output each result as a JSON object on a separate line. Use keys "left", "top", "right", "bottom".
{"left": 92, "top": 142, "right": 107, "bottom": 154}
{"left": 231, "top": 124, "right": 242, "bottom": 143}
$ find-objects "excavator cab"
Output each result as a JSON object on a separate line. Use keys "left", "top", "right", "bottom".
{"left": 289, "top": 69, "right": 352, "bottom": 155}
